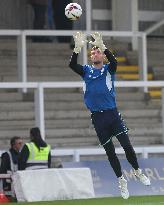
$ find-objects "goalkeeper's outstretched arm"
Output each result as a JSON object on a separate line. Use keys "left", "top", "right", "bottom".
{"left": 89, "top": 32, "right": 117, "bottom": 73}
{"left": 69, "top": 31, "right": 86, "bottom": 77}
{"left": 104, "top": 49, "right": 117, "bottom": 73}
{"left": 69, "top": 52, "right": 84, "bottom": 77}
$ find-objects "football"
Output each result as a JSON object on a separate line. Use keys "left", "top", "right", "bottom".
{"left": 65, "top": 3, "right": 82, "bottom": 20}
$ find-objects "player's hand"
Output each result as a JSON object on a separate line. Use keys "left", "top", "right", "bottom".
{"left": 73, "top": 32, "right": 87, "bottom": 54}
{"left": 89, "top": 32, "right": 107, "bottom": 52}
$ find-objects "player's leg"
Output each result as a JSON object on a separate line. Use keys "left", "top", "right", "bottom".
{"left": 112, "top": 114, "right": 151, "bottom": 186}
{"left": 91, "top": 112, "right": 122, "bottom": 176}
{"left": 117, "top": 132, "right": 139, "bottom": 170}
{"left": 103, "top": 142, "right": 129, "bottom": 199}
{"left": 117, "top": 132, "right": 151, "bottom": 186}
{"left": 103, "top": 141, "right": 122, "bottom": 177}
{"left": 110, "top": 111, "right": 140, "bottom": 170}
{"left": 91, "top": 112, "right": 129, "bottom": 199}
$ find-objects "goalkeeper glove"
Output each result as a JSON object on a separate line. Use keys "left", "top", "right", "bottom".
{"left": 73, "top": 32, "right": 87, "bottom": 54}
{"left": 89, "top": 32, "right": 107, "bottom": 52}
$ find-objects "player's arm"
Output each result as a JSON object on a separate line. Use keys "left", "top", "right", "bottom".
{"left": 89, "top": 32, "right": 117, "bottom": 73}
{"left": 69, "top": 52, "right": 84, "bottom": 77}
{"left": 69, "top": 32, "right": 87, "bottom": 77}
{"left": 104, "top": 49, "right": 117, "bottom": 73}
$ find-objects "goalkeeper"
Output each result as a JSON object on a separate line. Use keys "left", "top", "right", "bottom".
{"left": 69, "top": 32, "right": 151, "bottom": 199}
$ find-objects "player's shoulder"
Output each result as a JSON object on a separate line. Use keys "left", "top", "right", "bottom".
{"left": 105, "top": 63, "right": 116, "bottom": 75}
{"left": 83, "top": 64, "right": 91, "bottom": 68}
{"left": 83, "top": 64, "right": 92, "bottom": 71}
{"left": 103, "top": 63, "right": 110, "bottom": 69}
{"left": 103, "top": 63, "right": 110, "bottom": 72}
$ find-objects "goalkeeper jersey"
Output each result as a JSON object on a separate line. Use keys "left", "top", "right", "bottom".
{"left": 82, "top": 64, "right": 116, "bottom": 112}
{"left": 69, "top": 49, "right": 117, "bottom": 112}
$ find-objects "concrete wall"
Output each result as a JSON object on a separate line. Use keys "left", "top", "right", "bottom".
{"left": 92, "top": 0, "right": 112, "bottom": 30}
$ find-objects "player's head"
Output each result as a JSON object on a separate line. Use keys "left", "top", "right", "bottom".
{"left": 90, "top": 46, "right": 105, "bottom": 66}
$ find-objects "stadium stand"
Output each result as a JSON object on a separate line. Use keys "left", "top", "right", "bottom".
{"left": 147, "top": 38, "right": 164, "bottom": 98}
{"left": 0, "top": 0, "right": 164, "bottom": 202}
{"left": 0, "top": 38, "right": 162, "bottom": 151}
{"left": 0, "top": 0, "right": 163, "bottom": 153}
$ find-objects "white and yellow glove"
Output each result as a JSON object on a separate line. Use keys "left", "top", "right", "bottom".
{"left": 89, "top": 32, "right": 107, "bottom": 52}
{"left": 73, "top": 32, "right": 87, "bottom": 54}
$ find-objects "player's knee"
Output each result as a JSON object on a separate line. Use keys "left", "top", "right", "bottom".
{"left": 105, "top": 148, "right": 117, "bottom": 159}
{"left": 118, "top": 132, "right": 132, "bottom": 148}
{"left": 123, "top": 144, "right": 135, "bottom": 154}
{"left": 103, "top": 143, "right": 116, "bottom": 156}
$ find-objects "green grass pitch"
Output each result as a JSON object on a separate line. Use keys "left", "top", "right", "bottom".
{"left": 7, "top": 195, "right": 164, "bottom": 205}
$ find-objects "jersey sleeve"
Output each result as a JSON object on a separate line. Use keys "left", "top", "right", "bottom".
{"left": 104, "top": 49, "right": 117, "bottom": 74}
{"left": 69, "top": 52, "right": 85, "bottom": 77}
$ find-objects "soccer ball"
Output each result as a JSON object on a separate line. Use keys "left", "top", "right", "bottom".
{"left": 65, "top": 3, "right": 82, "bottom": 20}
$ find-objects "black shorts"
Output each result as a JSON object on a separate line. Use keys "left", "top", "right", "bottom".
{"left": 91, "top": 108, "right": 128, "bottom": 146}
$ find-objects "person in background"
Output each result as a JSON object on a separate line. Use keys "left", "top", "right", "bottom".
{"left": 18, "top": 127, "right": 51, "bottom": 170}
{"left": 52, "top": 0, "right": 73, "bottom": 43}
{"left": 28, "top": 0, "right": 49, "bottom": 42}
{"left": 69, "top": 31, "right": 151, "bottom": 199}
{"left": 0, "top": 137, "right": 23, "bottom": 190}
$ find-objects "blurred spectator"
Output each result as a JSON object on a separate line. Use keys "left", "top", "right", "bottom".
{"left": 18, "top": 127, "right": 51, "bottom": 170}
{"left": 47, "top": 0, "right": 54, "bottom": 29}
{"left": 52, "top": 0, "right": 73, "bottom": 43}
{"left": 28, "top": 0, "right": 51, "bottom": 42}
{"left": 0, "top": 137, "right": 23, "bottom": 191}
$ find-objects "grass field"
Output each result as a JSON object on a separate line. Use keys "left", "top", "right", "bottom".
{"left": 7, "top": 195, "right": 164, "bottom": 205}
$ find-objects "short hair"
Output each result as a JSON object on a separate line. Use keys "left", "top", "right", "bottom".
{"left": 10, "top": 136, "right": 21, "bottom": 147}
{"left": 91, "top": 46, "right": 99, "bottom": 51}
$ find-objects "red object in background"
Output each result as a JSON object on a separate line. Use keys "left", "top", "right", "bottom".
{"left": 0, "top": 192, "right": 10, "bottom": 203}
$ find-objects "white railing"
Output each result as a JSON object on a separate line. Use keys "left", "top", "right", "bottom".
{"left": 52, "top": 145, "right": 164, "bottom": 161}
{"left": 0, "top": 146, "right": 164, "bottom": 162}
{"left": 0, "top": 1, "right": 163, "bottom": 93}
{"left": 0, "top": 29, "right": 148, "bottom": 92}
{"left": 145, "top": 19, "right": 164, "bottom": 35}
{"left": 0, "top": 81, "right": 164, "bottom": 143}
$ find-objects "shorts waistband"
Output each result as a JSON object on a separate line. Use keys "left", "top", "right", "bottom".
{"left": 91, "top": 108, "right": 117, "bottom": 114}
